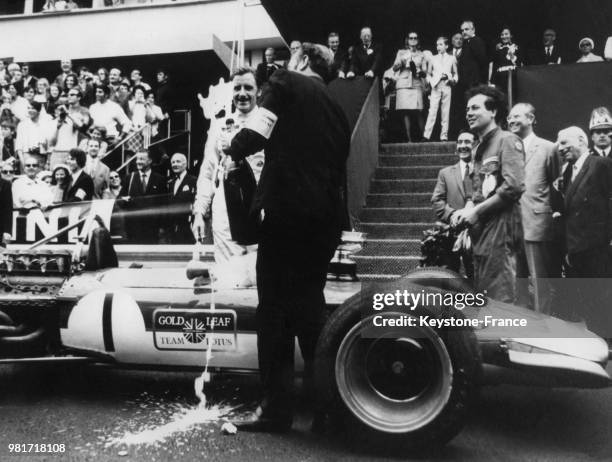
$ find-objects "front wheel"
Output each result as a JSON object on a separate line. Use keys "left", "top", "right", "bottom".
{"left": 315, "top": 286, "right": 480, "bottom": 451}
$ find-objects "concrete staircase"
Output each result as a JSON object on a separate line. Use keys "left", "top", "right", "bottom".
{"left": 354, "top": 142, "right": 457, "bottom": 280}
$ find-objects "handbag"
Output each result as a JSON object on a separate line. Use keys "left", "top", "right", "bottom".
{"left": 224, "top": 158, "right": 259, "bottom": 245}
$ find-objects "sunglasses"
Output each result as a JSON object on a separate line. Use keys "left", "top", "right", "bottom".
{"left": 110, "top": 176, "right": 120, "bottom": 179}
{"left": 408, "top": 36, "right": 418, "bottom": 40}
{"left": 1, "top": 169, "right": 13, "bottom": 174}
{"left": 24, "top": 163, "right": 38, "bottom": 167}
{"left": 68, "top": 93, "right": 79, "bottom": 96}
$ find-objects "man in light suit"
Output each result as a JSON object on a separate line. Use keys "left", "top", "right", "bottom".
{"left": 85, "top": 138, "right": 110, "bottom": 199}
{"left": 556, "top": 127, "right": 612, "bottom": 337}
{"left": 431, "top": 131, "right": 475, "bottom": 278}
{"left": 508, "top": 103, "right": 562, "bottom": 313}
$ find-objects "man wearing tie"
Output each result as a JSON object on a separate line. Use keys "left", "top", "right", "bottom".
{"left": 120, "top": 150, "right": 167, "bottom": 243}
{"left": 508, "top": 103, "right": 562, "bottom": 313}
{"left": 431, "top": 130, "right": 475, "bottom": 277}
{"left": 85, "top": 138, "right": 110, "bottom": 199}
{"left": 556, "top": 126, "right": 612, "bottom": 338}
{"left": 167, "top": 152, "right": 196, "bottom": 243}
{"left": 588, "top": 107, "right": 612, "bottom": 158}
{"left": 531, "top": 29, "right": 562, "bottom": 65}
{"left": 255, "top": 48, "right": 280, "bottom": 87}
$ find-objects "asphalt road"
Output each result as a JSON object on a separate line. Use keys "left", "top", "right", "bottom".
{"left": 0, "top": 362, "right": 611, "bottom": 462}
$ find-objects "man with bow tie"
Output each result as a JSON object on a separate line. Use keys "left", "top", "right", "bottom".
{"left": 167, "top": 152, "right": 196, "bottom": 243}
{"left": 346, "top": 26, "right": 383, "bottom": 79}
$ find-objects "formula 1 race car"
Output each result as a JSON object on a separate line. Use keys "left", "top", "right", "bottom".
{"left": 0, "top": 225, "right": 610, "bottom": 450}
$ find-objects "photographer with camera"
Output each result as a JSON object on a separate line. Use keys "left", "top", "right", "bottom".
{"left": 49, "top": 88, "right": 90, "bottom": 170}
{"left": 15, "top": 101, "right": 55, "bottom": 171}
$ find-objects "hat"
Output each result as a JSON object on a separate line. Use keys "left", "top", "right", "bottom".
{"left": 589, "top": 106, "right": 612, "bottom": 131}
{"left": 579, "top": 37, "right": 594, "bottom": 49}
{"left": 36, "top": 170, "right": 52, "bottom": 182}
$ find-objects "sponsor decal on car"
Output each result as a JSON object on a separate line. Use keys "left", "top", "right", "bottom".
{"left": 152, "top": 309, "right": 237, "bottom": 351}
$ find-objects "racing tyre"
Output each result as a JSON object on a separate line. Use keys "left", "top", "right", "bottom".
{"left": 404, "top": 266, "right": 474, "bottom": 293}
{"left": 314, "top": 281, "right": 481, "bottom": 452}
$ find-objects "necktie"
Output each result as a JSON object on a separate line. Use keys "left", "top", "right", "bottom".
{"left": 563, "top": 163, "right": 573, "bottom": 193}
{"left": 463, "top": 163, "right": 473, "bottom": 199}
{"left": 546, "top": 47, "right": 551, "bottom": 57}
{"left": 141, "top": 173, "right": 147, "bottom": 191}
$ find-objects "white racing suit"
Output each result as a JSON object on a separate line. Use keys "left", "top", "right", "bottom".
{"left": 194, "top": 110, "right": 264, "bottom": 263}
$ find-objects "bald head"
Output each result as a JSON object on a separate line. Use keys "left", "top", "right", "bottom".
{"left": 171, "top": 153, "right": 187, "bottom": 174}
{"left": 557, "top": 126, "right": 589, "bottom": 164}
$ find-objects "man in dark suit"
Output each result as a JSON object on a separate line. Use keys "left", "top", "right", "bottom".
{"left": 556, "top": 126, "right": 612, "bottom": 336}
{"left": 346, "top": 26, "right": 383, "bottom": 79}
{"left": 167, "top": 152, "right": 196, "bottom": 243}
{"left": 120, "top": 150, "right": 168, "bottom": 243}
{"left": 327, "top": 32, "right": 348, "bottom": 79}
{"left": 225, "top": 43, "right": 350, "bottom": 431}
{"left": 65, "top": 148, "right": 94, "bottom": 202}
{"left": 255, "top": 48, "right": 280, "bottom": 87}
{"left": 529, "top": 29, "right": 562, "bottom": 65}
{"left": 588, "top": 107, "right": 612, "bottom": 158}
{"left": 431, "top": 130, "right": 475, "bottom": 277}
{"left": 508, "top": 103, "right": 562, "bottom": 313}
{"left": 0, "top": 176, "right": 12, "bottom": 248}
{"left": 457, "top": 20, "right": 488, "bottom": 89}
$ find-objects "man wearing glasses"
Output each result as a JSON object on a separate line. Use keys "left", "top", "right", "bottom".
{"left": 588, "top": 107, "right": 612, "bottom": 158}
{"left": 50, "top": 88, "right": 90, "bottom": 170}
{"left": 11, "top": 156, "right": 51, "bottom": 209}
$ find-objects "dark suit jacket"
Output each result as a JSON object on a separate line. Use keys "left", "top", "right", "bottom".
{"left": 457, "top": 36, "right": 488, "bottom": 87}
{"left": 330, "top": 48, "right": 349, "bottom": 78}
{"left": 431, "top": 162, "right": 469, "bottom": 222}
{"left": 0, "top": 178, "right": 12, "bottom": 238}
{"left": 65, "top": 171, "right": 94, "bottom": 202}
{"left": 121, "top": 170, "right": 168, "bottom": 197}
{"left": 564, "top": 155, "right": 612, "bottom": 254}
{"left": 529, "top": 45, "right": 562, "bottom": 65}
{"left": 226, "top": 69, "right": 350, "bottom": 231}
{"left": 168, "top": 173, "right": 197, "bottom": 203}
{"left": 350, "top": 43, "right": 384, "bottom": 76}
{"left": 255, "top": 62, "right": 280, "bottom": 87}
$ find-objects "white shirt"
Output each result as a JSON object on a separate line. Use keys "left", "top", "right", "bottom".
{"left": 604, "top": 37, "right": 612, "bottom": 60}
{"left": 428, "top": 52, "right": 457, "bottom": 88}
{"left": 12, "top": 175, "right": 51, "bottom": 208}
{"left": 173, "top": 171, "right": 186, "bottom": 195}
{"left": 522, "top": 132, "right": 536, "bottom": 153}
{"left": 571, "top": 151, "right": 590, "bottom": 180}
{"left": 89, "top": 100, "right": 131, "bottom": 138}
{"left": 594, "top": 146, "right": 611, "bottom": 158}
{"left": 16, "top": 117, "right": 54, "bottom": 154}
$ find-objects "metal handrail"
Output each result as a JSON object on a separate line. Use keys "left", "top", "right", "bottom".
{"left": 116, "top": 152, "right": 139, "bottom": 173}
{"left": 101, "top": 123, "right": 152, "bottom": 166}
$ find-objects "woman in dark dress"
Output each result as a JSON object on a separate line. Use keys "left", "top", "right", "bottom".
{"left": 489, "top": 28, "right": 522, "bottom": 95}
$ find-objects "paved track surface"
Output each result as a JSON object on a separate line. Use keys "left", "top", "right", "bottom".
{"left": 0, "top": 362, "right": 611, "bottom": 461}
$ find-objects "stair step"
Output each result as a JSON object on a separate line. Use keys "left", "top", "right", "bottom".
{"left": 357, "top": 239, "right": 421, "bottom": 256}
{"left": 354, "top": 255, "right": 420, "bottom": 275}
{"left": 358, "top": 222, "right": 432, "bottom": 239}
{"left": 381, "top": 142, "right": 456, "bottom": 155}
{"left": 360, "top": 207, "right": 435, "bottom": 223}
{"left": 366, "top": 193, "right": 431, "bottom": 207}
{"left": 374, "top": 166, "right": 446, "bottom": 179}
{"left": 379, "top": 154, "right": 457, "bottom": 166}
{"left": 370, "top": 179, "right": 437, "bottom": 193}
